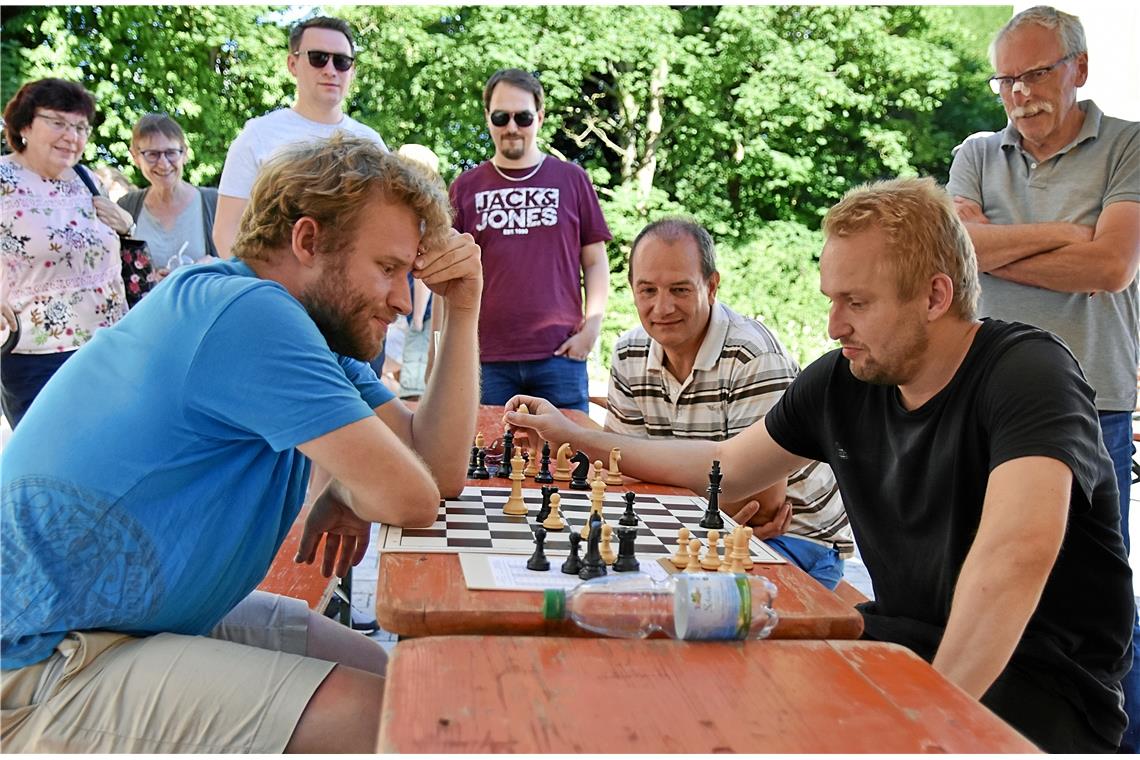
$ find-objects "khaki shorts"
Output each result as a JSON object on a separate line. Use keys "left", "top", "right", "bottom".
{"left": 0, "top": 592, "right": 334, "bottom": 753}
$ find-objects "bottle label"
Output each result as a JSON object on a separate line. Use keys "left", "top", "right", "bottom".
{"left": 673, "top": 574, "right": 750, "bottom": 640}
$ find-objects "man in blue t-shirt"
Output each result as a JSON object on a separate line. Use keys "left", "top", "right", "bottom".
{"left": 0, "top": 134, "right": 482, "bottom": 752}
{"left": 504, "top": 178, "right": 1132, "bottom": 752}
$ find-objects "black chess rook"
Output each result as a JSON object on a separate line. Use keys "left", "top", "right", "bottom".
{"left": 613, "top": 526, "right": 640, "bottom": 572}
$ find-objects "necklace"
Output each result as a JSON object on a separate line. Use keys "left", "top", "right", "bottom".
{"left": 491, "top": 154, "right": 545, "bottom": 182}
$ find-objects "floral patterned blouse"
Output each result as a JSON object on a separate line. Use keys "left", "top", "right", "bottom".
{"left": 1, "top": 155, "right": 127, "bottom": 354}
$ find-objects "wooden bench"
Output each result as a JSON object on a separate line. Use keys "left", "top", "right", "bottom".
{"left": 257, "top": 504, "right": 341, "bottom": 615}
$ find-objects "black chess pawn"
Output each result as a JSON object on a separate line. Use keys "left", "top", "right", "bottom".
{"left": 534, "top": 441, "right": 554, "bottom": 484}
{"left": 471, "top": 448, "right": 490, "bottom": 479}
{"left": 613, "top": 526, "right": 640, "bottom": 572}
{"left": 527, "top": 527, "right": 550, "bottom": 571}
{"left": 619, "top": 491, "right": 638, "bottom": 527}
{"left": 569, "top": 450, "right": 591, "bottom": 491}
{"left": 500, "top": 429, "right": 515, "bottom": 478}
{"left": 699, "top": 459, "right": 725, "bottom": 529}
{"left": 536, "top": 485, "right": 556, "bottom": 523}
{"left": 467, "top": 445, "right": 480, "bottom": 478}
{"left": 561, "top": 532, "right": 583, "bottom": 575}
{"left": 578, "top": 520, "right": 607, "bottom": 580}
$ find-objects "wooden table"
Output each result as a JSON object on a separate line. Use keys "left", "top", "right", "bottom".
{"left": 378, "top": 636, "right": 1038, "bottom": 753}
{"left": 374, "top": 405, "right": 864, "bottom": 640}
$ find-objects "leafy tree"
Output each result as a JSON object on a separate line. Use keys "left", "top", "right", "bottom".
{"left": 2, "top": 4, "right": 1010, "bottom": 367}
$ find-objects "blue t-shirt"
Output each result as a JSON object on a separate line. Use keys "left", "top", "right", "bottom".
{"left": 0, "top": 259, "right": 393, "bottom": 668}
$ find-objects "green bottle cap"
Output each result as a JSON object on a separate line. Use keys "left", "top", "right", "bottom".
{"left": 542, "top": 589, "right": 566, "bottom": 620}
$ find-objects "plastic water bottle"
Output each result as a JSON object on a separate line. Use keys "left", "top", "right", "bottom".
{"left": 542, "top": 573, "right": 778, "bottom": 641}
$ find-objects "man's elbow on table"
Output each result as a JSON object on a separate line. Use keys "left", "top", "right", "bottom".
{"left": 354, "top": 475, "right": 440, "bottom": 528}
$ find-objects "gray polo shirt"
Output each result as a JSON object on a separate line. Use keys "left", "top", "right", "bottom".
{"left": 948, "top": 100, "right": 1140, "bottom": 411}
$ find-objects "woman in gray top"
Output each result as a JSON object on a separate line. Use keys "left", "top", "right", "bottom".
{"left": 118, "top": 113, "right": 218, "bottom": 278}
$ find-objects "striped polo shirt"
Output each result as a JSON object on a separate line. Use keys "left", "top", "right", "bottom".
{"left": 606, "top": 302, "right": 853, "bottom": 554}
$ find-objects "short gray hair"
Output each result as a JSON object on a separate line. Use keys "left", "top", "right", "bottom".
{"left": 629, "top": 216, "right": 717, "bottom": 282}
{"left": 989, "top": 6, "right": 1086, "bottom": 65}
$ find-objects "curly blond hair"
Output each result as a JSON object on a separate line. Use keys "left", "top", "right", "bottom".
{"left": 233, "top": 133, "right": 452, "bottom": 263}
{"left": 823, "top": 177, "right": 979, "bottom": 320}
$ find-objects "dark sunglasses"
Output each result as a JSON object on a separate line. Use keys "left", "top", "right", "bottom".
{"left": 294, "top": 50, "right": 355, "bottom": 72}
{"left": 489, "top": 110, "right": 536, "bottom": 128}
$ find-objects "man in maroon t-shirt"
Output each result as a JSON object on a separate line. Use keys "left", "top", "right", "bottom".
{"left": 450, "top": 68, "right": 611, "bottom": 411}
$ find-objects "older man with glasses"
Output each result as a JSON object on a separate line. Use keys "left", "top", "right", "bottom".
{"left": 449, "top": 68, "right": 611, "bottom": 412}
{"left": 947, "top": 5, "right": 1140, "bottom": 751}
{"left": 213, "top": 15, "right": 387, "bottom": 258}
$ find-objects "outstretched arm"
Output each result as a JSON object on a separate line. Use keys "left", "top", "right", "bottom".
{"left": 505, "top": 395, "right": 807, "bottom": 519}
{"left": 931, "top": 456, "right": 1070, "bottom": 697}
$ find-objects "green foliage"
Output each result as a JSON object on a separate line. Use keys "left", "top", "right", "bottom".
{"left": 2, "top": 4, "right": 1011, "bottom": 374}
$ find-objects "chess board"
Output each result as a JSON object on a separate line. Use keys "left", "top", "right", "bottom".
{"left": 378, "top": 486, "right": 786, "bottom": 564}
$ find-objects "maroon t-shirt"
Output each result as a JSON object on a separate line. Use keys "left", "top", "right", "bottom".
{"left": 450, "top": 157, "right": 612, "bottom": 362}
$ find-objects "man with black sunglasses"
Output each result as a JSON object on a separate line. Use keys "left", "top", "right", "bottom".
{"left": 214, "top": 16, "right": 387, "bottom": 258}
{"left": 948, "top": 7, "right": 1140, "bottom": 749}
{"left": 450, "top": 68, "right": 612, "bottom": 412}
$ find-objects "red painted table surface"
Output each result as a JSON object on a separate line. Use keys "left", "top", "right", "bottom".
{"left": 375, "top": 405, "right": 863, "bottom": 640}
{"left": 378, "top": 636, "right": 1038, "bottom": 753}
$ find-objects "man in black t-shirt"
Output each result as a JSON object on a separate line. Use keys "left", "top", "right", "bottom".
{"left": 503, "top": 177, "right": 1133, "bottom": 752}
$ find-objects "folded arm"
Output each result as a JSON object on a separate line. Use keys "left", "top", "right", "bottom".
{"left": 990, "top": 202, "right": 1140, "bottom": 293}
{"left": 955, "top": 198, "right": 1138, "bottom": 293}
{"left": 931, "top": 456, "right": 1070, "bottom": 697}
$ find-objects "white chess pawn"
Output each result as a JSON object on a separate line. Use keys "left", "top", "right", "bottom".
{"left": 671, "top": 527, "right": 691, "bottom": 569}
{"left": 601, "top": 523, "right": 616, "bottom": 565}
{"left": 542, "top": 493, "right": 566, "bottom": 531}
{"left": 701, "top": 530, "right": 722, "bottom": 570}
{"left": 684, "top": 538, "right": 704, "bottom": 573}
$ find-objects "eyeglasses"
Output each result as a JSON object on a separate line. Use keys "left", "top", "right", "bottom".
{"left": 138, "top": 148, "right": 184, "bottom": 164}
{"left": 34, "top": 113, "right": 91, "bottom": 138}
{"left": 489, "top": 110, "right": 536, "bottom": 128}
{"left": 293, "top": 50, "right": 355, "bottom": 72}
{"left": 989, "top": 54, "right": 1074, "bottom": 94}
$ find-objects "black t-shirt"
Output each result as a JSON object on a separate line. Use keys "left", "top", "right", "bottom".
{"left": 767, "top": 319, "right": 1132, "bottom": 744}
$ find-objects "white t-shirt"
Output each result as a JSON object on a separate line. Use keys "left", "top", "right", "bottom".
{"left": 218, "top": 108, "right": 387, "bottom": 199}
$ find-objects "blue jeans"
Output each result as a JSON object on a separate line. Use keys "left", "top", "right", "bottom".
{"left": 765, "top": 534, "right": 845, "bottom": 590}
{"left": 481, "top": 356, "right": 589, "bottom": 412}
{"left": 1100, "top": 411, "right": 1138, "bottom": 753}
{"left": 0, "top": 351, "right": 75, "bottom": 429}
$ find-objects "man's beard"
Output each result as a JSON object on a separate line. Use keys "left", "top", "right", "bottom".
{"left": 300, "top": 267, "right": 381, "bottom": 361}
{"left": 498, "top": 136, "right": 526, "bottom": 161}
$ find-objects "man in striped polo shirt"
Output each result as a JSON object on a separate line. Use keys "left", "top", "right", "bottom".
{"left": 605, "top": 217, "right": 852, "bottom": 588}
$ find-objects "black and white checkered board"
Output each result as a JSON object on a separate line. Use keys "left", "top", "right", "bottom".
{"left": 379, "top": 486, "right": 785, "bottom": 563}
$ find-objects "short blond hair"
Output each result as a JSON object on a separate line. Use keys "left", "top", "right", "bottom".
{"left": 233, "top": 133, "right": 451, "bottom": 263}
{"left": 823, "top": 177, "right": 979, "bottom": 320}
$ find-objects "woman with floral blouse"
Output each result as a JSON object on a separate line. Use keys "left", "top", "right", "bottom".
{"left": 1, "top": 78, "right": 132, "bottom": 427}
